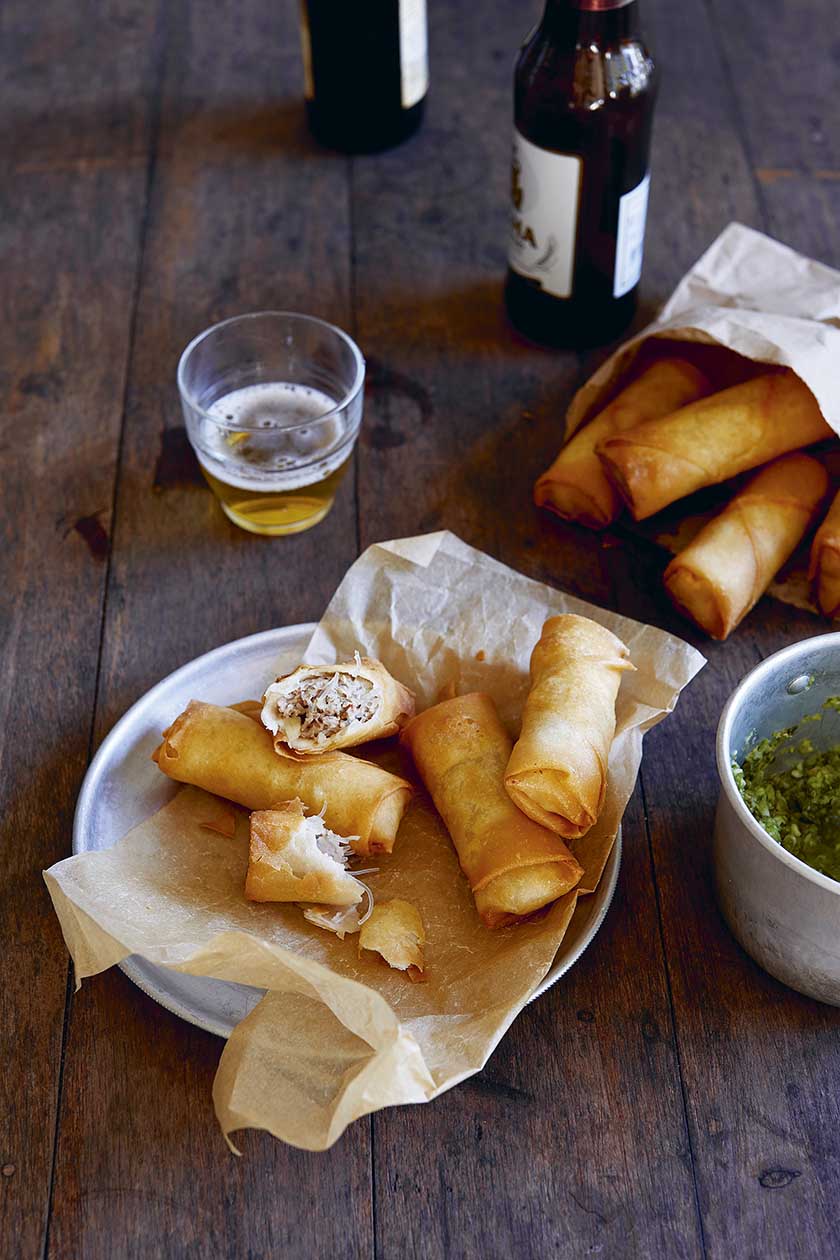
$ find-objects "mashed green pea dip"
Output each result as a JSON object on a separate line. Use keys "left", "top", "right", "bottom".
{"left": 732, "top": 697, "right": 840, "bottom": 882}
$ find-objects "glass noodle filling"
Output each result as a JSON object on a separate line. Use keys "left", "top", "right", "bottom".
{"left": 308, "top": 815, "right": 354, "bottom": 867}
{"left": 297, "top": 815, "right": 375, "bottom": 936}
{"left": 278, "top": 671, "right": 380, "bottom": 745}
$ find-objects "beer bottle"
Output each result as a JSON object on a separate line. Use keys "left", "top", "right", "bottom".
{"left": 505, "top": 0, "right": 658, "bottom": 347}
{"left": 299, "top": 1, "right": 428, "bottom": 153}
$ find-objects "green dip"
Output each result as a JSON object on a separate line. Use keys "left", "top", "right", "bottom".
{"left": 732, "top": 697, "right": 840, "bottom": 882}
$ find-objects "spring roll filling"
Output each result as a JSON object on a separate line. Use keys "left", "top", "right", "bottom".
{"left": 302, "top": 884, "right": 374, "bottom": 938}
{"left": 267, "top": 672, "right": 381, "bottom": 747}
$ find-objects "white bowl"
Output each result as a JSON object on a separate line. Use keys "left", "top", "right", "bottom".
{"left": 714, "top": 633, "right": 840, "bottom": 1005}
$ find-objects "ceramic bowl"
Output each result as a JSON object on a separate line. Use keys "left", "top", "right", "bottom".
{"left": 714, "top": 633, "right": 840, "bottom": 1005}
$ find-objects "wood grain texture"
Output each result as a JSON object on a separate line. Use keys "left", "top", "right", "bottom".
{"left": 0, "top": 4, "right": 160, "bottom": 1256}
{"left": 351, "top": 0, "right": 610, "bottom": 601}
{"left": 46, "top": 3, "right": 371, "bottom": 1258}
{"left": 7, "top": 0, "right": 840, "bottom": 1256}
{"left": 371, "top": 781, "right": 704, "bottom": 1260}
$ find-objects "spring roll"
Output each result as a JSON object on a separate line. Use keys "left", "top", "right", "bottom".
{"left": 152, "top": 700, "right": 412, "bottom": 856}
{"left": 664, "top": 453, "right": 829, "bottom": 640}
{"left": 401, "top": 693, "right": 583, "bottom": 928}
{"left": 261, "top": 657, "right": 415, "bottom": 755}
{"left": 597, "top": 370, "right": 832, "bottom": 520}
{"left": 535, "top": 358, "right": 711, "bottom": 529}
{"left": 505, "top": 615, "right": 633, "bottom": 838}
{"left": 245, "top": 802, "right": 364, "bottom": 906}
{"left": 808, "top": 490, "right": 840, "bottom": 620}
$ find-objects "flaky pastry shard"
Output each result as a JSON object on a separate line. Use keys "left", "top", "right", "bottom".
{"left": 358, "top": 899, "right": 426, "bottom": 980}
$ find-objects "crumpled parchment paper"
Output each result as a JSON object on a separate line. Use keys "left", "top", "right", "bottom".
{"left": 567, "top": 222, "right": 840, "bottom": 436}
{"left": 45, "top": 532, "right": 705, "bottom": 1150}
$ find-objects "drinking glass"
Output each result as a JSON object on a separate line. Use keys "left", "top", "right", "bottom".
{"left": 177, "top": 311, "right": 365, "bottom": 535}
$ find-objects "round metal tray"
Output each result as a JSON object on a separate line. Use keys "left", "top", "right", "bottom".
{"left": 73, "top": 623, "right": 621, "bottom": 1036}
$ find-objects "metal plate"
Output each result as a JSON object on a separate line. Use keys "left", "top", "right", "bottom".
{"left": 73, "top": 623, "right": 621, "bottom": 1036}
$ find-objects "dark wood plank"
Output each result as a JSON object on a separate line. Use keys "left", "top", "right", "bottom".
{"left": 47, "top": 3, "right": 373, "bottom": 1257}
{"left": 371, "top": 783, "right": 704, "bottom": 1260}
{"left": 352, "top": 3, "right": 610, "bottom": 601}
{"left": 350, "top": 2, "right": 722, "bottom": 1255}
{"left": 0, "top": 5, "right": 161, "bottom": 1257}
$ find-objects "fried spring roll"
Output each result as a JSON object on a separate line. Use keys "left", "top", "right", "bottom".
{"left": 262, "top": 658, "right": 415, "bottom": 755}
{"left": 152, "top": 701, "right": 412, "bottom": 856}
{"left": 505, "top": 615, "right": 633, "bottom": 838}
{"left": 597, "top": 371, "right": 832, "bottom": 520}
{"left": 664, "top": 453, "right": 829, "bottom": 640}
{"left": 245, "top": 801, "right": 363, "bottom": 906}
{"left": 401, "top": 693, "right": 583, "bottom": 928}
{"left": 534, "top": 358, "right": 711, "bottom": 529}
{"left": 808, "top": 490, "right": 840, "bottom": 620}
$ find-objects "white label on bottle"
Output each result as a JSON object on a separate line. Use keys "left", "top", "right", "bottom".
{"left": 508, "top": 131, "right": 581, "bottom": 300}
{"left": 399, "top": 0, "right": 428, "bottom": 109}
{"left": 299, "top": 1, "right": 314, "bottom": 100}
{"left": 613, "top": 172, "right": 650, "bottom": 298}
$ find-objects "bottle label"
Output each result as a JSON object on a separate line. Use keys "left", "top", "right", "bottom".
{"left": 508, "top": 131, "right": 581, "bottom": 300}
{"left": 613, "top": 172, "right": 650, "bottom": 298}
{"left": 399, "top": 0, "right": 428, "bottom": 108}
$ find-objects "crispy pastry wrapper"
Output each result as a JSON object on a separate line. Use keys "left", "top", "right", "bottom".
{"left": 535, "top": 357, "right": 712, "bottom": 529}
{"left": 505, "top": 615, "right": 635, "bottom": 838}
{"left": 245, "top": 802, "right": 364, "bottom": 907}
{"left": 44, "top": 533, "right": 704, "bottom": 1152}
{"left": 808, "top": 489, "right": 840, "bottom": 620}
{"left": 664, "top": 454, "right": 828, "bottom": 640}
{"left": 153, "top": 700, "right": 411, "bottom": 859}
{"left": 358, "top": 899, "right": 426, "bottom": 980}
{"left": 402, "top": 693, "right": 584, "bottom": 926}
{"left": 562, "top": 222, "right": 840, "bottom": 612}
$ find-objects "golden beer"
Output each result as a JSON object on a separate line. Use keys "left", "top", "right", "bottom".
{"left": 196, "top": 381, "right": 353, "bottom": 536}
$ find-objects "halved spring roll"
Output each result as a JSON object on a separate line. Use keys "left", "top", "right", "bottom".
{"left": 505, "top": 615, "right": 633, "bottom": 838}
{"left": 534, "top": 358, "right": 712, "bottom": 529}
{"left": 597, "top": 370, "right": 832, "bottom": 521}
{"left": 152, "top": 700, "right": 412, "bottom": 856}
{"left": 401, "top": 693, "right": 583, "bottom": 928}
{"left": 664, "top": 453, "right": 829, "bottom": 640}
{"left": 261, "top": 657, "right": 415, "bottom": 755}
{"left": 245, "top": 801, "right": 364, "bottom": 906}
{"left": 808, "top": 490, "right": 840, "bottom": 620}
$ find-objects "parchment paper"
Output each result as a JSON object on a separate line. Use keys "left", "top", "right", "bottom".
{"left": 563, "top": 224, "right": 840, "bottom": 615}
{"left": 45, "top": 533, "right": 705, "bottom": 1151}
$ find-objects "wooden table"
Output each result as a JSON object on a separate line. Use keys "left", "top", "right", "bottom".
{"left": 5, "top": 1, "right": 840, "bottom": 1256}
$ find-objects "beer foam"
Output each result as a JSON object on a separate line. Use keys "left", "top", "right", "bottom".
{"left": 197, "top": 382, "right": 352, "bottom": 492}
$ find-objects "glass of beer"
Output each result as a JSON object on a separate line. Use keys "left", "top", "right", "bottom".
{"left": 177, "top": 311, "right": 365, "bottom": 535}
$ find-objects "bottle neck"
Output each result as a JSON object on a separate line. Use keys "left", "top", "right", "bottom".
{"left": 542, "top": 0, "right": 640, "bottom": 41}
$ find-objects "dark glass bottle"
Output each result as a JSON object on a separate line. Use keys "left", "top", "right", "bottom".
{"left": 505, "top": 0, "right": 658, "bottom": 347}
{"left": 300, "top": 0, "right": 428, "bottom": 153}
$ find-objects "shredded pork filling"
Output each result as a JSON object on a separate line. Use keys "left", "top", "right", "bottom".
{"left": 277, "top": 672, "right": 380, "bottom": 745}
